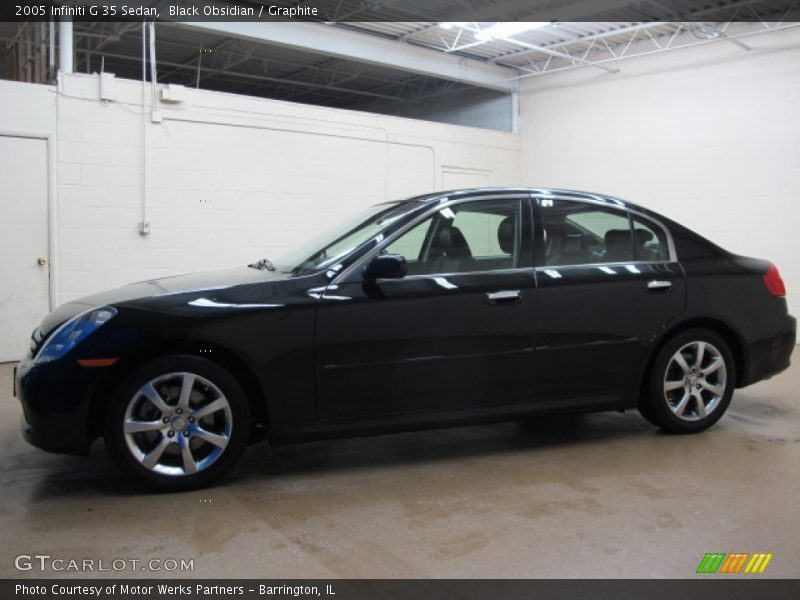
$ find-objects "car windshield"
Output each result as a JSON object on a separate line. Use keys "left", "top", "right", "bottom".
{"left": 273, "top": 201, "right": 420, "bottom": 275}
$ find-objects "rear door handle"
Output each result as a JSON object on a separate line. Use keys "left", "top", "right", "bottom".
{"left": 647, "top": 280, "right": 672, "bottom": 291}
{"left": 486, "top": 290, "right": 522, "bottom": 305}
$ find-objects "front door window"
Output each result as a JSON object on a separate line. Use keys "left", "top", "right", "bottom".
{"left": 385, "top": 199, "right": 522, "bottom": 275}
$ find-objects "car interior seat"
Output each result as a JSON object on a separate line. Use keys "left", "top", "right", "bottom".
{"left": 546, "top": 231, "right": 585, "bottom": 265}
{"left": 604, "top": 229, "right": 633, "bottom": 262}
{"left": 428, "top": 226, "right": 478, "bottom": 273}
{"left": 496, "top": 216, "right": 516, "bottom": 268}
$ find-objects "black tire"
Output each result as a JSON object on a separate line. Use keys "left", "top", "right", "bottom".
{"left": 639, "top": 328, "right": 736, "bottom": 434}
{"left": 104, "top": 355, "right": 250, "bottom": 492}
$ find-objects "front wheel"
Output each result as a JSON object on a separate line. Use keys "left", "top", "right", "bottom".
{"left": 639, "top": 329, "right": 736, "bottom": 433}
{"left": 104, "top": 355, "right": 250, "bottom": 491}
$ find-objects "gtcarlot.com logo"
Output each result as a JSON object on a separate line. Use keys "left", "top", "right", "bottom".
{"left": 14, "top": 554, "right": 194, "bottom": 572}
{"left": 696, "top": 552, "right": 773, "bottom": 574}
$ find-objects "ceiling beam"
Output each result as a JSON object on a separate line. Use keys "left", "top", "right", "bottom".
{"left": 490, "top": 0, "right": 766, "bottom": 64}
{"left": 174, "top": 21, "right": 518, "bottom": 93}
{"left": 398, "top": 0, "right": 639, "bottom": 41}
{"left": 77, "top": 48, "right": 419, "bottom": 102}
{"left": 503, "top": 38, "right": 621, "bottom": 74}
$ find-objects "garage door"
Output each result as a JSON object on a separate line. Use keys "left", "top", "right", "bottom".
{"left": 0, "top": 136, "right": 49, "bottom": 362}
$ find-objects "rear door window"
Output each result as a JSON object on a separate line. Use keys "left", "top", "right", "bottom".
{"left": 539, "top": 199, "right": 633, "bottom": 266}
{"left": 631, "top": 215, "right": 670, "bottom": 261}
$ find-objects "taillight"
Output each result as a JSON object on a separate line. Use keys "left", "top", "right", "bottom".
{"left": 763, "top": 263, "right": 786, "bottom": 297}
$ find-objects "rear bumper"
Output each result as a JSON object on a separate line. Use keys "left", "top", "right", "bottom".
{"left": 15, "top": 355, "right": 96, "bottom": 455}
{"left": 740, "top": 314, "right": 796, "bottom": 387}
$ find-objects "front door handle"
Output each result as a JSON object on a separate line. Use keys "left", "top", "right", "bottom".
{"left": 486, "top": 290, "right": 522, "bottom": 305}
{"left": 647, "top": 280, "right": 672, "bottom": 292}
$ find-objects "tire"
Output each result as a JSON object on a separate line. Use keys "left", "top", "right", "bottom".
{"left": 104, "top": 355, "right": 250, "bottom": 491}
{"left": 639, "top": 328, "right": 736, "bottom": 434}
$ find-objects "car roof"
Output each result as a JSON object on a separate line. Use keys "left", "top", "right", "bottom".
{"left": 394, "top": 187, "right": 631, "bottom": 209}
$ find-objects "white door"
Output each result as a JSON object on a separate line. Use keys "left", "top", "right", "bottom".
{"left": 441, "top": 167, "right": 491, "bottom": 190}
{"left": 0, "top": 136, "right": 50, "bottom": 362}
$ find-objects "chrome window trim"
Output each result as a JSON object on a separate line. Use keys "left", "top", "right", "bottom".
{"left": 531, "top": 193, "right": 678, "bottom": 265}
{"left": 534, "top": 260, "right": 674, "bottom": 272}
{"left": 401, "top": 267, "right": 534, "bottom": 281}
{"left": 332, "top": 193, "right": 531, "bottom": 285}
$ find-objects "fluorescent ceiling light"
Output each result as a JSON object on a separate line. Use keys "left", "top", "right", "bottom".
{"left": 475, "top": 22, "right": 550, "bottom": 41}
{"left": 439, "top": 22, "right": 468, "bottom": 30}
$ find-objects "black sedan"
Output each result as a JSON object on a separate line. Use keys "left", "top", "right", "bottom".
{"left": 15, "top": 188, "right": 795, "bottom": 490}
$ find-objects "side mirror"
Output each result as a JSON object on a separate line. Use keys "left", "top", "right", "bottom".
{"left": 363, "top": 254, "right": 407, "bottom": 280}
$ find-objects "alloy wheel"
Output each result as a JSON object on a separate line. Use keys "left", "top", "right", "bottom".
{"left": 122, "top": 372, "right": 232, "bottom": 476}
{"left": 663, "top": 341, "right": 727, "bottom": 421}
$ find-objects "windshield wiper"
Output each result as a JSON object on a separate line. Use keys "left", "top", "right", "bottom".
{"left": 248, "top": 258, "right": 276, "bottom": 272}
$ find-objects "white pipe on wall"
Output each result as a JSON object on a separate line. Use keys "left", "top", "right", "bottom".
{"left": 58, "top": 17, "right": 73, "bottom": 74}
{"left": 48, "top": 19, "right": 55, "bottom": 79}
{"left": 148, "top": 21, "right": 157, "bottom": 112}
{"left": 140, "top": 22, "right": 151, "bottom": 235}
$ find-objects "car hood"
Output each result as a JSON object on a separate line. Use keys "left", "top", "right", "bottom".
{"left": 37, "top": 267, "right": 292, "bottom": 337}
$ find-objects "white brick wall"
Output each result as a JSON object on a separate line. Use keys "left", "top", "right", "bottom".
{"left": 2, "top": 25, "right": 798, "bottom": 331}
{"left": 2, "top": 75, "right": 520, "bottom": 305}
{"left": 519, "top": 26, "right": 800, "bottom": 320}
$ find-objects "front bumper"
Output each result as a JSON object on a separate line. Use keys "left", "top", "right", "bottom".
{"left": 15, "top": 355, "right": 99, "bottom": 455}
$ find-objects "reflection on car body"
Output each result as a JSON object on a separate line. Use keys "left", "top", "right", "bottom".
{"left": 14, "top": 188, "right": 795, "bottom": 490}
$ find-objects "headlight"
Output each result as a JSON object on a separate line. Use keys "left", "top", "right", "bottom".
{"left": 35, "top": 306, "right": 117, "bottom": 364}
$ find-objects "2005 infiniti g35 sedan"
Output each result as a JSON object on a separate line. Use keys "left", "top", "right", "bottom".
{"left": 15, "top": 188, "right": 796, "bottom": 490}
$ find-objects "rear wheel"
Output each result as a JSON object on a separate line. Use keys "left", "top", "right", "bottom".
{"left": 104, "top": 355, "right": 250, "bottom": 491}
{"left": 639, "top": 329, "right": 735, "bottom": 433}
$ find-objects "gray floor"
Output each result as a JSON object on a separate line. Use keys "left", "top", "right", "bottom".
{"left": 1, "top": 360, "right": 798, "bottom": 579}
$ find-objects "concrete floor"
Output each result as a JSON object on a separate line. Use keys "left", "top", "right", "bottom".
{"left": 1, "top": 360, "right": 798, "bottom": 579}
